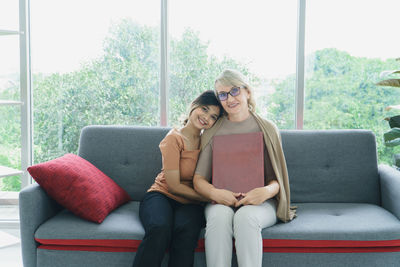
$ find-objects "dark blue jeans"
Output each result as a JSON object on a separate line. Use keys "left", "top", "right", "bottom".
{"left": 132, "top": 191, "right": 205, "bottom": 267}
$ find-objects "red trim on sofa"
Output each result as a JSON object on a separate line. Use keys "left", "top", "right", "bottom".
{"left": 36, "top": 238, "right": 205, "bottom": 252}
{"left": 36, "top": 238, "right": 400, "bottom": 253}
{"left": 38, "top": 244, "right": 400, "bottom": 254}
{"left": 38, "top": 245, "right": 207, "bottom": 253}
{"left": 263, "top": 239, "right": 400, "bottom": 248}
{"left": 263, "top": 246, "right": 400, "bottom": 253}
{"left": 38, "top": 245, "right": 400, "bottom": 253}
{"left": 35, "top": 238, "right": 142, "bottom": 248}
{"left": 197, "top": 238, "right": 205, "bottom": 251}
{"left": 39, "top": 245, "right": 135, "bottom": 252}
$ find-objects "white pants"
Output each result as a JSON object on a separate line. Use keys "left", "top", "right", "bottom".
{"left": 204, "top": 199, "right": 277, "bottom": 267}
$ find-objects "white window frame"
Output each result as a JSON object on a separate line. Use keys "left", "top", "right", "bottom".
{"left": 159, "top": 0, "right": 306, "bottom": 127}
{"left": 296, "top": 0, "right": 306, "bottom": 129}
{"left": 20, "top": 0, "right": 33, "bottom": 189}
{"left": 19, "top": 0, "right": 306, "bottom": 187}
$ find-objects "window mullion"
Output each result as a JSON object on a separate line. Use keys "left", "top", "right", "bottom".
{"left": 20, "top": 0, "right": 33, "bottom": 188}
{"left": 160, "top": 0, "right": 169, "bottom": 126}
{"left": 295, "top": 0, "right": 306, "bottom": 129}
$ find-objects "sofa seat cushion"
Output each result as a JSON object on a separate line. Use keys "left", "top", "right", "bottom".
{"left": 35, "top": 201, "right": 205, "bottom": 252}
{"left": 262, "top": 203, "right": 400, "bottom": 252}
{"left": 35, "top": 201, "right": 143, "bottom": 249}
{"left": 35, "top": 202, "right": 400, "bottom": 253}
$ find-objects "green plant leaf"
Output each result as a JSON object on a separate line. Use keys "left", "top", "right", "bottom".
{"left": 376, "top": 79, "right": 400, "bottom": 87}
{"left": 388, "top": 115, "right": 400, "bottom": 128}
{"left": 384, "top": 128, "right": 400, "bottom": 147}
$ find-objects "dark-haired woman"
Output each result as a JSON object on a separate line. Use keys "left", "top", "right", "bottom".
{"left": 132, "top": 90, "right": 223, "bottom": 267}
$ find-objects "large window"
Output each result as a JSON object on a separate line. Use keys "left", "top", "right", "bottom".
{"left": 31, "top": 0, "right": 160, "bottom": 164}
{"left": 2, "top": 0, "right": 400, "bottom": 193}
{"left": 304, "top": 0, "right": 400, "bottom": 164}
{"left": 169, "top": 0, "right": 297, "bottom": 128}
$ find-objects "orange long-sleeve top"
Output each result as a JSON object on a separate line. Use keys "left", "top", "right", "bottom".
{"left": 148, "top": 129, "right": 200, "bottom": 204}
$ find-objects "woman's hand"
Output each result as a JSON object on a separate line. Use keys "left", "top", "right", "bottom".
{"left": 235, "top": 180, "right": 280, "bottom": 207}
{"left": 211, "top": 188, "right": 240, "bottom": 206}
{"left": 234, "top": 187, "right": 269, "bottom": 207}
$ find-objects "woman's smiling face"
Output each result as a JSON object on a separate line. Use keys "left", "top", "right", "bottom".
{"left": 215, "top": 82, "right": 250, "bottom": 118}
{"left": 188, "top": 105, "right": 220, "bottom": 130}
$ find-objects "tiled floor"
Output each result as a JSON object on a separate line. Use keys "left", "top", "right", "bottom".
{"left": 0, "top": 204, "right": 22, "bottom": 267}
{"left": 0, "top": 228, "right": 22, "bottom": 267}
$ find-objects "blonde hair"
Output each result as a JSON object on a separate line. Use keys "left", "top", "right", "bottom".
{"left": 214, "top": 69, "right": 256, "bottom": 111}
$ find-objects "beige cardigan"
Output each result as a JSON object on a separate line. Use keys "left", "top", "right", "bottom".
{"left": 200, "top": 111, "right": 296, "bottom": 222}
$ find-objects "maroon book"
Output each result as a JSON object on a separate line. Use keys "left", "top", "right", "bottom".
{"left": 212, "top": 132, "right": 265, "bottom": 193}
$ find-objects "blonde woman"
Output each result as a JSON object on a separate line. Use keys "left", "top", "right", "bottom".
{"left": 193, "top": 70, "right": 296, "bottom": 267}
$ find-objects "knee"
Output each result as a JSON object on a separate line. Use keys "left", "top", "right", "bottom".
{"left": 146, "top": 222, "right": 173, "bottom": 241}
{"left": 174, "top": 220, "right": 202, "bottom": 240}
{"left": 184, "top": 207, "right": 206, "bottom": 230}
{"left": 205, "top": 204, "right": 234, "bottom": 231}
{"left": 233, "top": 207, "right": 260, "bottom": 233}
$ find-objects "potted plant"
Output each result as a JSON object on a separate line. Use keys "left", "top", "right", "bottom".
{"left": 377, "top": 59, "right": 400, "bottom": 166}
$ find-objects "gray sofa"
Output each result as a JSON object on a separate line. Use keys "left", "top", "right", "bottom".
{"left": 19, "top": 126, "right": 400, "bottom": 267}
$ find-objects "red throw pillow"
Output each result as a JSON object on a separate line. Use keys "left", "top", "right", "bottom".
{"left": 27, "top": 153, "right": 131, "bottom": 223}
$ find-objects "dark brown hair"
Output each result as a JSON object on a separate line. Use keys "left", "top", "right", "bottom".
{"left": 183, "top": 90, "right": 223, "bottom": 125}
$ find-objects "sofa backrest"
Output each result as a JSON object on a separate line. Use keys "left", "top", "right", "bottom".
{"left": 281, "top": 130, "right": 380, "bottom": 204}
{"left": 78, "top": 125, "right": 170, "bottom": 201}
{"left": 78, "top": 126, "right": 380, "bottom": 204}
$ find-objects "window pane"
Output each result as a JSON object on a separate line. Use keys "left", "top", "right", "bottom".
{"left": 0, "top": 0, "right": 19, "bottom": 30}
{"left": 0, "top": 35, "right": 20, "bottom": 100}
{"left": 169, "top": 0, "right": 297, "bottom": 128}
{"left": 0, "top": 105, "right": 21, "bottom": 192}
{"left": 304, "top": 0, "right": 400, "bottom": 164}
{"left": 0, "top": 35, "right": 20, "bottom": 193}
{"left": 31, "top": 0, "right": 160, "bottom": 163}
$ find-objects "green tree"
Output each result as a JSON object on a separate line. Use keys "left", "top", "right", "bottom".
{"left": 169, "top": 28, "right": 253, "bottom": 125}
{"left": 3, "top": 23, "right": 399, "bottom": 191}
{"left": 32, "top": 19, "right": 252, "bottom": 167}
{"left": 268, "top": 48, "right": 400, "bottom": 164}
{"left": 0, "top": 80, "right": 21, "bottom": 191}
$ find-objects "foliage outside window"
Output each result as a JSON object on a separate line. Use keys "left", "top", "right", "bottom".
{"left": 2, "top": 2, "right": 400, "bottom": 191}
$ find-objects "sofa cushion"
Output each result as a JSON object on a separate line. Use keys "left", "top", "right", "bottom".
{"left": 77, "top": 127, "right": 380, "bottom": 204}
{"left": 35, "top": 201, "right": 144, "bottom": 248}
{"left": 27, "top": 153, "right": 131, "bottom": 223}
{"left": 35, "top": 201, "right": 206, "bottom": 251}
{"left": 281, "top": 130, "right": 380, "bottom": 204}
{"left": 78, "top": 126, "right": 170, "bottom": 201}
{"left": 262, "top": 203, "right": 400, "bottom": 252}
{"left": 35, "top": 201, "right": 400, "bottom": 253}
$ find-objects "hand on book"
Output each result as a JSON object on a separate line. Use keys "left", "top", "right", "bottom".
{"left": 234, "top": 187, "right": 269, "bottom": 207}
{"left": 211, "top": 188, "right": 241, "bottom": 206}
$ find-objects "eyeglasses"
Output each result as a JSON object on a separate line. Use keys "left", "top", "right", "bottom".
{"left": 217, "top": 86, "right": 242, "bottom": 101}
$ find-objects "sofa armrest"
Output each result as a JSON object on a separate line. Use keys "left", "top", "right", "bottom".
{"left": 19, "top": 183, "right": 63, "bottom": 267}
{"left": 379, "top": 164, "right": 400, "bottom": 220}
